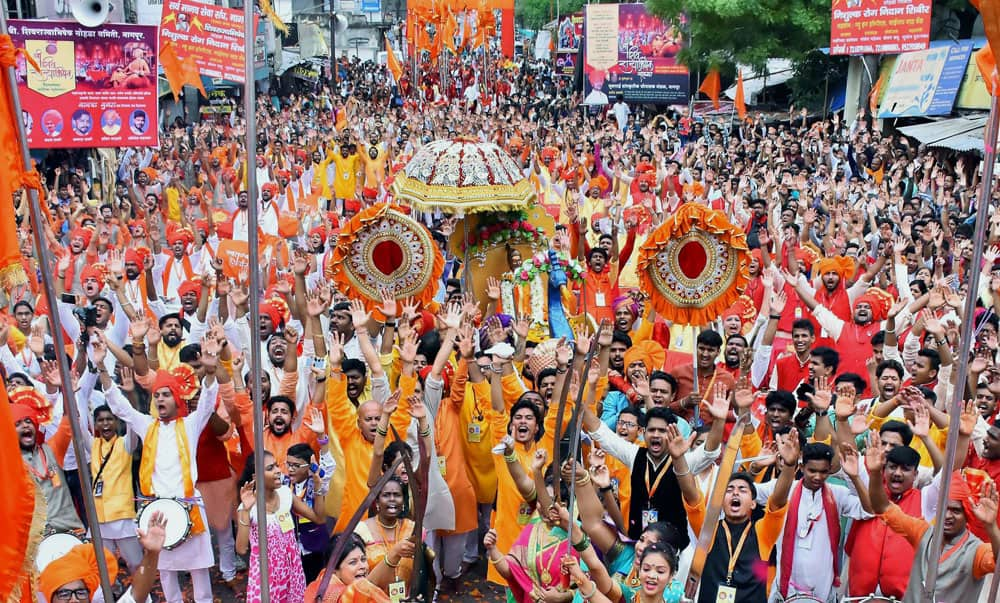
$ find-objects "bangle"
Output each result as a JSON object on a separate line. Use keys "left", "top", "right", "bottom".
{"left": 556, "top": 365, "right": 568, "bottom": 374}
{"left": 673, "top": 467, "right": 690, "bottom": 477}
{"left": 384, "top": 556, "right": 399, "bottom": 569}
{"left": 315, "top": 377, "right": 327, "bottom": 383}
{"left": 572, "top": 535, "right": 591, "bottom": 552}
{"left": 419, "top": 427, "right": 432, "bottom": 438}
{"left": 317, "top": 435, "right": 329, "bottom": 445}
{"left": 598, "top": 485, "right": 613, "bottom": 495}
{"left": 503, "top": 451, "right": 517, "bottom": 463}
{"left": 487, "top": 554, "right": 502, "bottom": 565}
{"left": 815, "top": 409, "right": 829, "bottom": 417}
{"left": 384, "top": 321, "right": 396, "bottom": 327}
{"left": 581, "top": 582, "right": 598, "bottom": 599}
{"left": 376, "top": 426, "right": 388, "bottom": 437}
{"left": 575, "top": 472, "right": 591, "bottom": 486}
{"left": 769, "top": 314, "right": 781, "bottom": 320}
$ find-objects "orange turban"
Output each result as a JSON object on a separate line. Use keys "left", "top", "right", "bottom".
{"left": 151, "top": 365, "right": 199, "bottom": 418}
{"left": 794, "top": 246, "right": 819, "bottom": 271}
{"left": 39, "top": 543, "right": 118, "bottom": 602}
{"left": 623, "top": 340, "right": 665, "bottom": 373}
{"left": 854, "top": 287, "right": 893, "bottom": 323}
{"left": 589, "top": 175, "right": 609, "bottom": 193}
{"left": 813, "top": 255, "right": 857, "bottom": 282}
{"left": 177, "top": 280, "right": 201, "bottom": 301}
{"left": 70, "top": 227, "right": 93, "bottom": 248}
{"left": 165, "top": 225, "right": 194, "bottom": 247}
{"left": 259, "top": 301, "right": 283, "bottom": 328}
{"left": 949, "top": 469, "right": 990, "bottom": 542}
{"left": 10, "top": 386, "right": 52, "bottom": 427}
{"left": 141, "top": 167, "right": 158, "bottom": 181}
{"left": 362, "top": 187, "right": 378, "bottom": 199}
{"left": 124, "top": 246, "right": 150, "bottom": 267}
{"left": 79, "top": 264, "right": 106, "bottom": 284}
{"left": 344, "top": 199, "right": 362, "bottom": 213}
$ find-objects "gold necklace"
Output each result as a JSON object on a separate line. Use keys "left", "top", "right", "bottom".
{"left": 377, "top": 517, "right": 399, "bottom": 530}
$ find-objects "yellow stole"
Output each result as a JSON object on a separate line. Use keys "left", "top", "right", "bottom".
{"left": 139, "top": 418, "right": 206, "bottom": 535}
{"left": 157, "top": 342, "right": 183, "bottom": 372}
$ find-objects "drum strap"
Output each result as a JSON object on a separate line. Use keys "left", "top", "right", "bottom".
{"left": 91, "top": 438, "right": 116, "bottom": 490}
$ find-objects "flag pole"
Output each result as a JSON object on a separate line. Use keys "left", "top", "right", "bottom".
{"left": 919, "top": 90, "right": 999, "bottom": 603}
{"left": 243, "top": 5, "right": 271, "bottom": 602}
{"left": 0, "top": 10, "right": 115, "bottom": 602}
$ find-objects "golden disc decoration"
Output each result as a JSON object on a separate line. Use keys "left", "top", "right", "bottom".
{"left": 637, "top": 203, "right": 750, "bottom": 327}
{"left": 390, "top": 137, "right": 536, "bottom": 213}
{"left": 326, "top": 203, "right": 444, "bottom": 312}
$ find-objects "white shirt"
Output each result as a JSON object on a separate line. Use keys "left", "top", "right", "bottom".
{"left": 756, "top": 479, "right": 870, "bottom": 602}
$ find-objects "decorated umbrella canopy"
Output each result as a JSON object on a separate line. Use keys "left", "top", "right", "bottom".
{"left": 638, "top": 203, "right": 750, "bottom": 327}
{"left": 390, "top": 137, "right": 536, "bottom": 213}
{"left": 325, "top": 203, "right": 444, "bottom": 315}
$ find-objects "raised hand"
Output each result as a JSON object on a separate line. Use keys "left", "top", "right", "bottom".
{"left": 456, "top": 323, "right": 475, "bottom": 359}
{"left": 382, "top": 390, "right": 401, "bottom": 416}
{"left": 512, "top": 315, "right": 530, "bottom": 341}
{"left": 908, "top": 402, "right": 930, "bottom": 439}
{"left": 705, "top": 383, "right": 731, "bottom": 421}
{"left": 665, "top": 423, "right": 694, "bottom": 459}
{"left": 378, "top": 289, "right": 397, "bottom": 320}
{"left": 396, "top": 329, "right": 419, "bottom": 365}
{"left": 866, "top": 431, "right": 885, "bottom": 472}
{"left": 304, "top": 407, "right": 325, "bottom": 434}
{"left": 443, "top": 303, "right": 462, "bottom": 330}
{"left": 410, "top": 395, "right": 428, "bottom": 420}
{"left": 328, "top": 331, "right": 346, "bottom": 367}
{"left": 531, "top": 448, "right": 548, "bottom": 474}
{"left": 485, "top": 276, "right": 501, "bottom": 301}
{"left": 136, "top": 510, "right": 168, "bottom": 554}
{"left": 130, "top": 316, "right": 150, "bottom": 341}
{"left": 971, "top": 480, "right": 999, "bottom": 526}
{"left": 239, "top": 479, "right": 256, "bottom": 510}
{"left": 959, "top": 399, "right": 979, "bottom": 437}
{"left": 809, "top": 375, "right": 833, "bottom": 412}
{"left": 777, "top": 428, "right": 801, "bottom": 467}
{"left": 349, "top": 298, "right": 371, "bottom": 330}
{"left": 839, "top": 443, "right": 860, "bottom": 478}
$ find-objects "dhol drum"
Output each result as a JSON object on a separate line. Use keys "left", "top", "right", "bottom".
{"left": 36, "top": 532, "right": 85, "bottom": 572}
{"left": 136, "top": 498, "right": 192, "bottom": 550}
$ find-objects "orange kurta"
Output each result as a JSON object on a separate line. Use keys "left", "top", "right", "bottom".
{"left": 435, "top": 360, "right": 477, "bottom": 535}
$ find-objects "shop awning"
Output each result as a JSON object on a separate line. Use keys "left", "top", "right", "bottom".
{"left": 897, "top": 115, "right": 988, "bottom": 153}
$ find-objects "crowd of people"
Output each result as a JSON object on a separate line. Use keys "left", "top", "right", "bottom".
{"left": 8, "top": 51, "right": 1000, "bottom": 603}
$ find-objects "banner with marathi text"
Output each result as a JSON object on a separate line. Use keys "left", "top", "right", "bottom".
{"left": 583, "top": 3, "right": 688, "bottom": 105}
{"left": 159, "top": 0, "right": 255, "bottom": 83}
{"left": 8, "top": 20, "right": 158, "bottom": 149}
{"left": 830, "top": 0, "right": 932, "bottom": 55}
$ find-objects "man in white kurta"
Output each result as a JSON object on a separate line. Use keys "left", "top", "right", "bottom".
{"left": 106, "top": 375, "right": 218, "bottom": 603}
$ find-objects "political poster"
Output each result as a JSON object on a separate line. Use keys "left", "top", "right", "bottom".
{"left": 8, "top": 20, "right": 158, "bottom": 149}
{"left": 583, "top": 3, "right": 689, "bottom": 105}
{"left": 159, "top": 0, "right": 255, "bottom": 83}
{"left": 555, "top": 12, "right": 583, "bottom": 77}
{"left": 830, "top": 0, "right": 932, "bottom": 56}
{"left": 878, "top": 39, "right": 973, "bottom": 118}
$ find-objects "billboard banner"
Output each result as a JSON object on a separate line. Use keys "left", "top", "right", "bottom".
{"left": 159, "top": 0, "right": 253, "bottom": 83}
{"left": 555, "top": 13, "right": 583, "bottom": 76}
{"left": 583, "top": 3, "right": 689, "bottom": 105}
{"left": 830, "top": 0, "right": 932, "bottom": 56}
{"left": 878, "top": 39, "right": 973, "bottom": 118}
{"left": 8, "top": 20, "right": 158, "bottom": 149}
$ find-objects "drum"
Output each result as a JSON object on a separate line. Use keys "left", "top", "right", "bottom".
{"left": 782, "top": 596, "right": 825, "bottom": 603}
{"left": 136, "top": 498, "right": 192, "bottom": 550}
{"left": 36, "top": 532, "right": 84, "bottom": 572}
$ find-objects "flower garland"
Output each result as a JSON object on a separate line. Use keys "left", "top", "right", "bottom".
{"left": 462, "top": 218, "right": 546, "bottom": 258}
{"left": 500, "top": 277, "right": 516, "bottom": 316}
{"left": 513, "top": 251, "right": 586, "bottom": 285}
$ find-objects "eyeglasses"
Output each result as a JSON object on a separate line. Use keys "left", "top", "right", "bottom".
{"left": 286, "top": 461, "right": 307, "bottom": 470}
{"left": 53, "top": 589, "right": 90, "bottom": 601}
{"left": 617, "top": 420, "right": 638, "bottom": 429}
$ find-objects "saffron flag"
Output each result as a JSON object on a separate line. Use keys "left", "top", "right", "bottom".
{"left": 0, "top": 36, "right": 29, "bottom": 291}
{"left": 160, "top": 40, "right": 207, "bottom": 102}
{"left": 869, "top": 72, "right": 886, "bottom": 114}
{"left": 976, "top": 43, "right": 1000, "bottom": 96}
{"left": 734, "top": 70, "right": 747, "bottom": 120}
{"left": 385, "top": 34, "right": 403, "bottom": 82}
{"left": 0, "top": 371, "right": 38, "bottom": 602}
{"left": 698, "top": 68, "right": 721, "bottom": 109}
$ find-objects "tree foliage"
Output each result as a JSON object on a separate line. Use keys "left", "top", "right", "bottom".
{"left": 646, "top": 0, "right": 830, "bottom": 71}
{"left": 517, "top": 0, "right": 586, "bottom": 30}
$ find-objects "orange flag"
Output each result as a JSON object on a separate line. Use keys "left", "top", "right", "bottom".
{"left": 0, "top": 36, "right": 29, "bottom": 292}
{"left": 977, "top": 0, "right": 1000, "bottom": 52}
{"left": 0, "top": 379, "right": 38, "bottom": 603}
{"left": 385, "top": 34, "right": 403, "bottom": 82}
{"left": 976, "top": 43, "right": 1000, "bottom": 96}
{"left": 734, "top": 70, "right": 747, "bottom": 120}
{"left": 698, "top": 68, "right": 721, "bottom": 109}
{"left": 869, "top": 71, "right": 886, "bottom": 114}
{"left": 160, "top": 40, "right": 207, "bottom": 101}
{"left": 441, "top": 10, "right": 458, "bottom": 55}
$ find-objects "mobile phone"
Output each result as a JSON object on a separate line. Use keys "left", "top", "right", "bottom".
{"left": 312, "top": 357, "right": 327, "bottom": 371}
{"left": 60, "top": 293, "right": 77, "bottom": 304}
